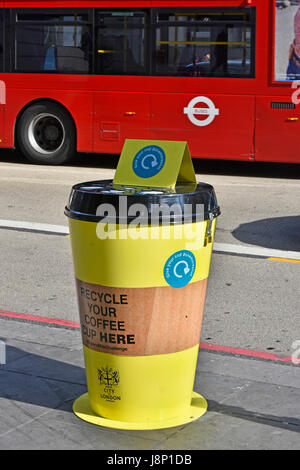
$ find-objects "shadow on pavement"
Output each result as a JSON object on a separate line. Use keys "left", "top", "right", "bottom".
{"left": 0, "top": 148, "right": 121, "bottom": 169}
{"left": 1, "top": 148, "right": 300, "bottom": 179}
{"left": 0, "top": 342, "right": 86, "bottom": 411}
{"left": 232, "top": 216, "right": 300, "bottom": 252}
{"left": 192, "top": 159, "right": 300, "bottom": 179}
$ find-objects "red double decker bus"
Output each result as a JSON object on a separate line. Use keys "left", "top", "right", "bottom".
{"left": 0, "top": 0, "right": 299, "bottom": 165}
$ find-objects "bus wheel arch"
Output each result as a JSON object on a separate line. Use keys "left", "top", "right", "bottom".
{"left": 15, "top": 99, "right": 77, "bottom": 165}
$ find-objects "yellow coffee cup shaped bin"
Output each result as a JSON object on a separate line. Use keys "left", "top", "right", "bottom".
{"left": 65, "top": 140, "right": 220, "bottom": 430}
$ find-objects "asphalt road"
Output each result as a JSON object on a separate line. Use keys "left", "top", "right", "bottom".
{"left": 0, "top": 149, "right": 300, "bottom": 357}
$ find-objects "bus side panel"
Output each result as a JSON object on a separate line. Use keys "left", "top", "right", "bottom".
{"left": 150, "top": 92, "right": 255, "bottom": 160}
{"left": 255, "top": 95, "right": 300, "bottom": 164}
{"left": 0, "top": 3, "right": 4, "bottom": 142}
{"left": 0, "top": 81, "right": 4, "bottom": 146}
{"left": 93, "top": 90, "right": 151, "bottom": 154}
{"left": 1, "top": 79, "right": 93, "bottom": 152}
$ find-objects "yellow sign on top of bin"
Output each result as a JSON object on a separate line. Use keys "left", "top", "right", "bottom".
{"left": 113, "top": 139, "right": 197, "bottom": 189}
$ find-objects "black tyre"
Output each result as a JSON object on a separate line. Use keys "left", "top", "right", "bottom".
{"left": 17, "top": 101, "right": 76, "bottom": 165}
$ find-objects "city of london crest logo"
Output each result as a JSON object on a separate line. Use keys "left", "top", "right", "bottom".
{"left": 98, "top": 366, "right": 120, "bottom": 387}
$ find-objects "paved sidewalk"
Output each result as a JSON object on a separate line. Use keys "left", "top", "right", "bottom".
{"left": 0, "top": 316, "right": 300, "bottom": 450}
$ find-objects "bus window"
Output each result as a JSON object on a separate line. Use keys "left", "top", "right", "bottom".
{"left": 96, "top": 10, "right": 147, "bottom": 75}
{"left": 153, "top": 8, "right": 255, "bottom": 77}
{"left": 14, "top": 10, "right": 92, "bottom": 73}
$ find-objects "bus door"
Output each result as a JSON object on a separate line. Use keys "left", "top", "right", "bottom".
{"left": 93, "top": 9, "right": 150, "bottom": 153}
{"left": 150, "top": 92, "right": 255, "bottom": 160}
{"left": 94, "top": 87, "right": 150, "bottom": 154}
{"left": 255, "top": 97, "right": 300, "bottom": 163}
{"left": 149, "top": 6, "right": 256, "bottom": 160}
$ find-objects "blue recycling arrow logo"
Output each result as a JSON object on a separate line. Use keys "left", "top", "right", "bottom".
{"left": 164, "top": 250, "right": 196, "bottom": 288}
{"left": 132, "top": 145, "right": 166, "bottom": 178}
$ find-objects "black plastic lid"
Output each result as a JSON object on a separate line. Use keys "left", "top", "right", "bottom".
{"left": 65, "top": 180, "right": 220, "bottom": 225}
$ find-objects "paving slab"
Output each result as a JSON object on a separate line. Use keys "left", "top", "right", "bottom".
{"left": 0, "top": 317, "right": 300, "bottom": 451}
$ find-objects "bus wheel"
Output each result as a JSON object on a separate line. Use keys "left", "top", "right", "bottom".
{"left": 17, "top": 102, "right": 76, "bottom": 165}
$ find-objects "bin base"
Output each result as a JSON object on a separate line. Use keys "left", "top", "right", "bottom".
{"left": 73, "top": 392, "right": 207, "bottom": 430}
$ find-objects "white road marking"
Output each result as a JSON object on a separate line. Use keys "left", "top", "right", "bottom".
{"left": 213, "top": 242, "right": 300, "bottom": 260}
{"left": 1, "top": 219, "right": 300, "bottom": 261}
{"left": 0, "top": 177, "right": 74, "bottom": 185}
{"left": 0, "top": 219, "right": 69, "bottom": 234}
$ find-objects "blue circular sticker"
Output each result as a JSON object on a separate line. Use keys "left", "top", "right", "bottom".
{"left": 164, "top": 250, "right": 196, "bottom": 288}
{"left": 132, "top": 145, "right": 166, "bottom": 178}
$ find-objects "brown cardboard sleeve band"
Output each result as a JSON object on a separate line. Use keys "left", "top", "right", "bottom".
{"left": 76, "top": 278, "right": 208, "bottom": 356}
